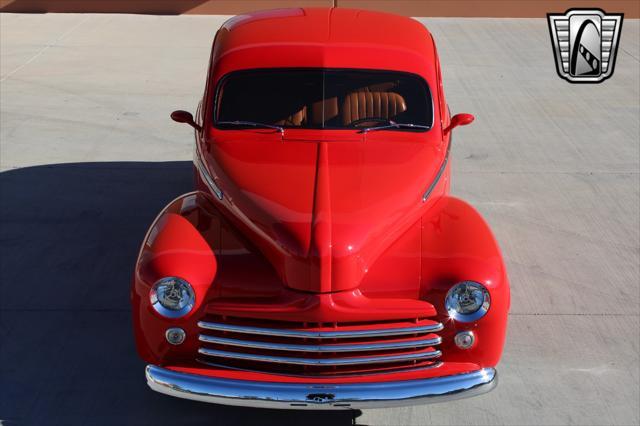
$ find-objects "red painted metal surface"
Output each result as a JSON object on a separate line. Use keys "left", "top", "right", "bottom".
{"left": 131, "top": 7, "right": 509, "bottom": 385}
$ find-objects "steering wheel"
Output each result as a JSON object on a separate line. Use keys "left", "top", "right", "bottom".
{"left": 349, "top": 117, "right": 392, "bottom": 127}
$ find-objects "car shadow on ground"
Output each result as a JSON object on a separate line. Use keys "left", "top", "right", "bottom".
{"left": 0, "top": 162, "right": 364, "bottom": 426}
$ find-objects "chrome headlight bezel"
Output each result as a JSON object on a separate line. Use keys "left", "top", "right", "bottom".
{"left": 150, "top": 277, "right": 195, "bottom": 318}
{"left": 445, "top": 281, "right": 490, "bottom": 322}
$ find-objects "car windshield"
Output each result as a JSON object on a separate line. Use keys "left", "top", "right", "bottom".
{"left": 215, "top": 69, "right": 433, "bottom": 131}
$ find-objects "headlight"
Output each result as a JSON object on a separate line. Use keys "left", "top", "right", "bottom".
{"left": 150, "top": 277, "right": 195, "bottom": 318}
{"left": 445, "top": 281, "right": 490, "bottom": 322}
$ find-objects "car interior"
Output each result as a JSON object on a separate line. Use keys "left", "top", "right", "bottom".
{"left": 216, "top": 70, "right": 432, "bottom": 129}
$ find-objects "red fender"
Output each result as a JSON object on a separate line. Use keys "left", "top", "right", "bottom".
{"left": 131, "top": 192, "right": 220, "bottom": 363}
{"left": 419, "top": 196, "right": 510, "bottom": 368}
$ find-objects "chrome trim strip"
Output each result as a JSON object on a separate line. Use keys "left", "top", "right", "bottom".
{"left": 422, "top": 155, "right": 448, "bottom": 202}
{"left": 199, "top": 334, "right": 442, "bottom": 352}
{"left": 146, "top": 365, "right": 497, "bottom": 409}
{"left": 197, "top": 347, "right": 442, "bottom": 366}
{"left": 422, "top": 135, "right": 452, "bottom": 202}
{"left": 197, "top": 321, "right": 444, "bottom": 338}
{"left": 194, "top": 146, "right": 223, "bottom": 200}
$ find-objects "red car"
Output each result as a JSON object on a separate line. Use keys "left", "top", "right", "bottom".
{"left": 132, "top": 7, "right": 509, "bottom": 409}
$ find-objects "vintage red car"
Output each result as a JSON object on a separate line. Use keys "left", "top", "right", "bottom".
{"left": 131, "top": 7, "right": 509, "bottom": 409}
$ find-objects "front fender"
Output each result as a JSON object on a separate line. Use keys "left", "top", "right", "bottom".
{"left": 131, "top": 191, "right": 221, "bottom": 363}
{"left": 420, "top": 196, "right": 510, "bottom": 368}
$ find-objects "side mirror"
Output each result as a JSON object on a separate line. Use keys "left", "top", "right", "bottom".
{"left": 171, "top": 110, "right": 201, "bottom": 131}
{"left": 446, "top": 113, "right": 475, "bottom": 133}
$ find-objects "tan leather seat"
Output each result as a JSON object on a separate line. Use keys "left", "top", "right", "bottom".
{"left": 342, "top": 91, "right": 407, "bottom": 126}
{"left": 275, "top": 106, "right": 307, "bottom": 126}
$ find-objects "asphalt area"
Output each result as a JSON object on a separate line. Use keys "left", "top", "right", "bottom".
{"left": 0, "top": 13, "right": 638, "bottom": 426}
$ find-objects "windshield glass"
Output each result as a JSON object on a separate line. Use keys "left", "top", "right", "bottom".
{"left": 215, "top": 69, "right": 433, "bottom": 130}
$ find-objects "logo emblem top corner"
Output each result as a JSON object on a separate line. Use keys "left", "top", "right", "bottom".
{"left": 548, "top": 9, "right": 623, "bottom": 83}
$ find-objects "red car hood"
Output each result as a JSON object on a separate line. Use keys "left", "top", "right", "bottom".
{"left": 208, "top": 130, "right": 444, "bottom": 293}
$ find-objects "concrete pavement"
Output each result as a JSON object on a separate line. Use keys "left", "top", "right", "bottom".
{"left": 1, "top": 13, "right": 638, "bottom": 426}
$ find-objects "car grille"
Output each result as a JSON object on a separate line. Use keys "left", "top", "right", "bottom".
{"left": 197, "top": 315, "right": 444, "bottom": 376}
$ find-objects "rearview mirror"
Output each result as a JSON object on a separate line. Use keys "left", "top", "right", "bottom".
{"left": 171, "top": 110, "right": 201, "bottom": 131}
{"left": 446, "top": 113, "right": 475, "bottom": 133}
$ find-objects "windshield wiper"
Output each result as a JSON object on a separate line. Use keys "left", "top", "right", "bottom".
{"left": 217, "top": 120, "right": 284, "bottom": 133}
{"left": 361, "top": 121, "right": 431, "bottom": 133}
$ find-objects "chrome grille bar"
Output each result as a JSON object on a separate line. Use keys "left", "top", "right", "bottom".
{"left": 195, "top": 358, "right": 443, "bottom": 377}
{"left": 197, "top": 321, "right": 443, "bottom": 339}
{"left": 199, "top": 334, "right": 442, "bottom": 352}
{"left": 198, "top": 347, "right": 442, "bottom": 366}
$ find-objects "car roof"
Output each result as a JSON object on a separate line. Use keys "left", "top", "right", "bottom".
{"left": 211, "top": 8, "right": 437, "bottom": 83}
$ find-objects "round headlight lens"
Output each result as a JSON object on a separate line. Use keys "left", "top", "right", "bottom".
{"left": 150, "top": 277, "right": 195, "bottom": 318}
{"left": 445, "top": 281, "right": 490, "bottom": 322}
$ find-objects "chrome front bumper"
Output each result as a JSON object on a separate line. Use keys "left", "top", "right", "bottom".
{"left": 145, "top": 365, "right": 497, "bottom": 409}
